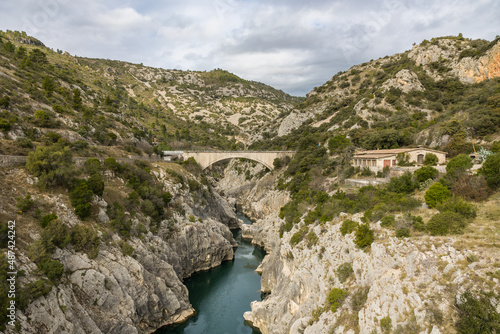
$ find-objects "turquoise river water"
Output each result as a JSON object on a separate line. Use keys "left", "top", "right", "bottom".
{"left": 156, "top": 212, "right": 265, "bottom": 334}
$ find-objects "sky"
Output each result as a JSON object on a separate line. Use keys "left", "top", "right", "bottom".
{"left": 0, "top": 0, "right": 499, "bottom": 96}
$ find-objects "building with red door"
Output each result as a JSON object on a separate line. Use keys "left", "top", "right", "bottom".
{"left": 351, "top": 147, "right": 447, "bottom": 172}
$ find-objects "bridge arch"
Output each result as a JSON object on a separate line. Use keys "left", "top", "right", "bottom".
{"left": 180, "top": 151, "right": 295, "bottom": 170}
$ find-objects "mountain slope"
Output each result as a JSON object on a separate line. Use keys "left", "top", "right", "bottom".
{"left": 0, "top": 30, "right": 301, "bottom": 158}
{"left": 264, "top": 35, "right": 500, "bottom": 155}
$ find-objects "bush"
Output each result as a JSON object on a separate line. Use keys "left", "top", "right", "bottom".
{"left": 446, "top": 154, "right": 473, "bottom": 177}
{"left": 0, "top": 118, "right": 11, "bottom": 131}
{"left": 71, "top": 225, "right": 100, "bottom": 258}
{"left": 336, "top": 263, "right": 354, "bottom": 283}
{"left": 162, "top": 191, "right": 172, "bottom": 205}
{"left": 455, "top": 290, "right": 500, "bottom": 334}
{"left": 414, "top": 166, "right": 439, "bottom": 183}
{"left": 104, "top": 157, "right": 122, "bottom": 172}
{"left": 427, "top": 211, "right": 467, "bottom": 235}
{"left": 425, "top": 182, "right": 451, "bottom": 208}
{"left": 387, "top": 172, "right": 418, "bottom": 194}
{"left": 41, "top": 213, "right": 57, "bottom": 228}
{"left": 84, "top": 158, "right": 101, "bottom": 174}
{"left": 395, "top": 228, "right": 410, "bottom": 238}
{"left": 74, "top": 203, "right": 92, "bottom": 220}
{"left": 340, "top": 219, "right": 358, "bottom": 235}
{"left": 26, "top": 144, "right": 74, "bottom": 188}
{"left": 380, "top": 215, "right": 395, "bottom": 228}
{"left": 452, "top": 175, "right": 492, "bottom": 201}
{"left": 16, "top": 194, "right": 34, "bottom": 213}
{"left": 87, "top": 174, "right": 104, "bottom": 197}
{"left": 479, "top": 153, "right": 500, "bottom": 189}
{"left": 37, "top": 258, "right": 64, "bottom": 281}
{"left": 380, "top": 316, "right": 393, "bottom": 333}
{"left": 290, "top": 226, "right": 309, "bottom": 246}
{"left": 327, "top": 288, "right": 348, "bottom": 312}
{"left": 437, "top": 195, "right": 477, "bottom": 219}
{"left": 120, "top": 241, "right": 134, "bottom": 257}
{"left": 354, "top": 223, "right": 374, "bottom": 249}
{"left": 423, "top": 153, "right": 439, "bottom": 166}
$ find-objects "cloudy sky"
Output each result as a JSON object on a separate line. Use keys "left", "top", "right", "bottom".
{"left": 1, "top": 0, "right": 498, "bottom": 96}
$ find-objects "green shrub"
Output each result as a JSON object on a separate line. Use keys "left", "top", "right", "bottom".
{"left": 41, "top": 213, "right": 57, "bottom": 228}
{"left": 380, "top": 316, "right": 393, "bottom": 333}
{"left": 380, "top": 215, "right": 395, "bottom": 228}
{"left": 395, "top": 228, "right": 410, "bottom": 238}
{"left": 306, "top": 231, "right": 318, "bottom": 248}
{"left": 336, "top": 263, "right": 354, "bottom": 283}
{"left": 26, "top": 144, "right": 74, "bottom": 188}
{"left": 414, "top": 166, "right": 439, "bottom": 183}
{"left": 479, "top": 153, "right": 500, "bottom": 189}
{"left": 37, "top": 258, "right": 64, "bottom": 281}
{"left": 43, "top": 219, "right": 70, "bottom": 248}
{"left": 427, "top": 211, "right": 467, "bottom": 235}
{"left": 74, "top": 203, "right": 92, "bottom": 220}
{"left": 0, "top": 118, "right": 11, "bottom": 131}
{"left": 16, "top": 194, "right": 34, "bottom": 213}
{"left": 423, "top": 153, "right": 439, "bottom": 166}
{"left": 87, "top": 174, "right": 104, "bottom": 197}
{"left": 0, "top": 96, "right": 10, "bottom": 109}
{"left": 340, "top": 219, "right": 358, "bottom": 235}
{"left": 290, "top": 226, "right": 309, "bottom": 246}
{"left": 103, "top": 157, "right": 122, "bottom": 172}
{"left": 437, "top": 196, "right": 477, "bottom": 219}
{"left": 425, "top": 182, "right": 451, "bottom": 208}
{"left": 84, "top": 158, "right": 101, "bottom": 174}
{"left": 71, "top": 225, "right": 100, "bottom": 258}
{"left": 446, "top": 154, "right": 473, "bottom": 177}
{"left": 354, "top": 223, "right": 374, "bottom": 249}
{"left": 387, "top": 172, "right": 418, "bottom": 194}
{"left": 120, "top": 241, "right": 134, "bottom": 257}
{"left": 327, "top": 288, "right": 348, "bottom": 312}
{"left": 455, "top": 290, "right": 500, "bottom": 334}
{"left": 162, "top": 191, "right": 172, "bottom": 205}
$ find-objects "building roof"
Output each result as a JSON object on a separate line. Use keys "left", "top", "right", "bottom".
{"left": 352, "top": 153, "right": 397, "bottom": 159}
{"left": 353, "top": 147, "right": 447, "bottom": 158}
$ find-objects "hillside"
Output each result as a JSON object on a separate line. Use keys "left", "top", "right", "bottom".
{"left": 0, "top": 30, "right": 301, "bottom": 159}
{"left": 253, "top": 35, "right": 500, "bottom": 155}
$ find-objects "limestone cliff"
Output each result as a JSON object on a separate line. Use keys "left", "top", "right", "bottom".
{"left": 1, "top": 162, "right": 238, "bottom": 334}
{"left": 217, "top": 161, "right": 500, "bottom": 334}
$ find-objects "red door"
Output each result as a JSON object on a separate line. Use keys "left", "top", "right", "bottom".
{"left": 383, "top": 160, "right": 391, "bottom": 167}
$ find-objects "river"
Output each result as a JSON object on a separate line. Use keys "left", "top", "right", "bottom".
{"left": 156, "top": 212, "right": 264, "bottom": 334}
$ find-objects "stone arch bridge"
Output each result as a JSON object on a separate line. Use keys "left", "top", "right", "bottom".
{"left": 165, "top": 151, "right": 296, "bottom": 170}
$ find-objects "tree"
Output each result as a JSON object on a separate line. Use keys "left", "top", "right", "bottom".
{"left": 28, "top": 49, "right": 48, "bottom": 64}
{"left": 354, "top": 223, "right": 374, "bottom": 249}
{"left": 87, "top": 174, "right": 104, "bottom": 197}
{"left": 0, "top": 96, "right": 9, "bottom": 109}
{"left": 72, "top": 88, "right": 82, "bottom": 110}
{"left": 414, "top": 166, "right": 439, "bottom": 183}
{"left": 423, "top": 153, "right": 439, "bottom": 166}
{"left": 26, "top": 144, "right": 74, "bottom": 188}
{"left": 425, "top": 182, "right": 451, "bottom": 208}
{"left": 34, "top": 110, "right": 52, "bottom": 127}
{"left": 479, "top": 153, "right": 500, "bottom": 189}
{"left": 328, "top": 135, "right": 351, "bottom": 153}
{"left": 42, "top": 76, "right": 56, "bottom": 96}
{"left": 446, "top": 154, "right": 473, "bottom": 177}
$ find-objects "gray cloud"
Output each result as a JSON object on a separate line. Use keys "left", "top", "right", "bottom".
{"left": 0, "top": 0, "right": 498, "bottom": 96}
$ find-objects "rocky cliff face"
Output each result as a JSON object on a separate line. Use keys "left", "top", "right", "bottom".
{"left": 217, "top": 161, "right": 500, "bottom": 334}
{"left": 2, "top": 163, "right": 238, "bottom": 334}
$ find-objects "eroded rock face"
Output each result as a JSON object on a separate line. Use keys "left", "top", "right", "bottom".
{"left": 452, "top": 42, "right": 500, "bottom": 83}
{"left": 218, "top": 162, "right": 499, "bottom": 334}
{"left": 382, "top": 69, "right": 424, "bottom": 93}
{"left": 8, "top": 164, "right": 238, "bottom": 334}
